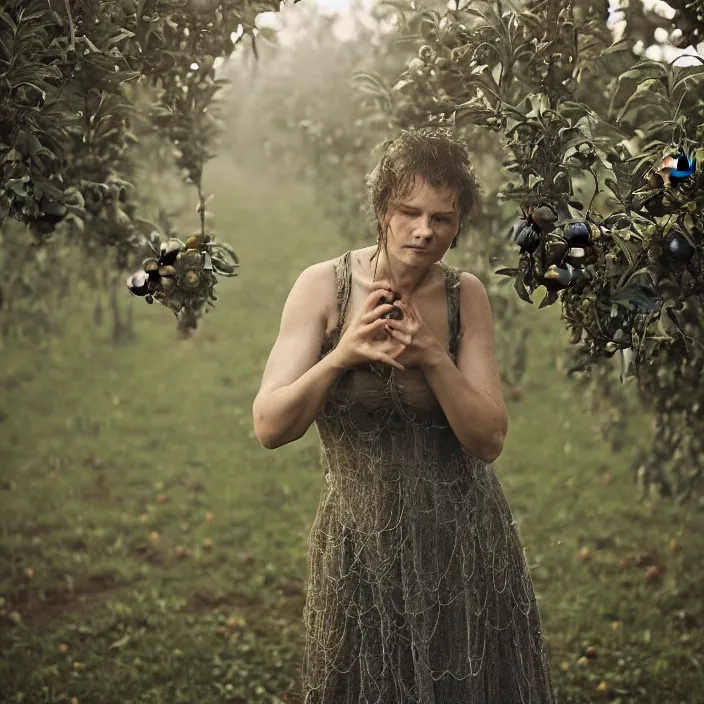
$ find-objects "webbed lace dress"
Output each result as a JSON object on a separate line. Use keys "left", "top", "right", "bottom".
{"left": 301, "top": 250, "right": 555, "bottom": 703}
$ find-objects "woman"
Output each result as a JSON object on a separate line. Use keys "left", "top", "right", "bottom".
{"left": 252, "top": 127, "right": 555, "bottom": 703}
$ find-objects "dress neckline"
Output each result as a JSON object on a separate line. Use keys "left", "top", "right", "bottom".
{"left": 320, "top": 250, "right": 462, "bottom": 361}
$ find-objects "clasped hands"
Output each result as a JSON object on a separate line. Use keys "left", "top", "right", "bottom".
{"left": 378, "top": 296, "right": 444, "bottom": 371}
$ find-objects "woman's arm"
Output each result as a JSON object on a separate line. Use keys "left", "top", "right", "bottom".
{"left": 252, "top": 261, "right": 345, "bottom": 450}
{"left": 421, "top": 273, "right": 508, "bottom": 463}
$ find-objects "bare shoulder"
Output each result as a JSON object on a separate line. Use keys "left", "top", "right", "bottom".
{"left": 304, "top": 257, "right": 336, "bottom": 282}
{"left": 457, "top": 271, "right": 493, "bottom": 331}
{"left": 458, "top": 270, "right": 482, "bottom": 288}
{"left": 458, "top": 270, "right": 488, "bottom": 301}
{"left": 304, "top": 253, "right": 348, "bottom": 334}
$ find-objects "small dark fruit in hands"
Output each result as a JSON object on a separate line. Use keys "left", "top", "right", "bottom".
{"left": 380, "top": 292, "right": 404, "bottom": 320}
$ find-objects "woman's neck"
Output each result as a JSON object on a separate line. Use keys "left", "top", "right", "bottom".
{"left": 368, "top": 246, "right": 435, "bottom": 298}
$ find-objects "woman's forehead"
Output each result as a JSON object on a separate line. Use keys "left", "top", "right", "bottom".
{"left": 395, "top": 175, "right": 458, "bottom": 209}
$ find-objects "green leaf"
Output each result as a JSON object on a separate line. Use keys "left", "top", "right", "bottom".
{"left": 616, "top": 79, "right": 669, "bottom": 123}
{"left": 495, "top": 101, "right": 525, "bottom": 122}
{"left": 20, "top": 9, "right": 53, "bottom": 21}
{"left": 514, "top": 265, "right": 533, "bottom": 304}
{"left": 618, "top": 60, "right": 668, "bottom": 83}
{"left": 610, "top": 230, "right": 640, "bottom": 267}
{"left": 94, "top": 127, "right": 120, "bottom": 143}
{"left": 0, "top": 10, "right": 17, "bottom": 31}
{"left": 527, "top": 174, "right": 544, "bottom": 189}
{"left": 351, "top": 71, "right": 393, "bottom": 112}
{"left": 0, "top": 36, "right": 11, "bottom": 60}
{"left": 452, "top": 103, "right": 487, "bottom": 127}
{"left": 106, "top": 28, "right": 136, "bottom": 49}
{"left": 557, "top": 101, "right": 600, "bottom": 124}
{"left": 539, "top": 289, "right": 559, "bottom": 309}
{"left": 469, "top": 63, "right": 502, "bottom": 100}
{"left": 672, "top": 63, "right": 704, "bottom": 94}
{"left": 79, "top": 35, "right": 102, "bottom": 54}
{"left": 627, "top": 151, "right": 658, "bottom": 176}
{"left": 523, "top": 92, "right": 549, "bottom": 119}
{"left": 600, "top": 37, "right": 634, "bottom": 56}
{"left": 494, "top": 267, "right": 520, "bottom": 276}
{"left": 34, "top": 179, "right": 65, "bottom": 200}
{"left": 7, "top": 179, "right": 28, "bottom": 197}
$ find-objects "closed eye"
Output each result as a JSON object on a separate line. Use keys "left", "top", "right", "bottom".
{"left": 401, "top": 210, "right": 453, "bottom": 223}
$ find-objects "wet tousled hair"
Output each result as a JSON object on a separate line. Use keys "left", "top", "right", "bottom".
{"left": 364, "top": 126, "right": 482, "bottom": 268}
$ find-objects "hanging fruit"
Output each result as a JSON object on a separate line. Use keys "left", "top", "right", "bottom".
{"left": 507, "top": 220, "right": 541, "bottom": 254}
{"left": 562, "top": 220, "right": 595, "bottom": 262}
{"left": 647, "top": 151, "right": 698, "bottom": 189}
{"left": 663, "top": 229, "right": 696, "bottom": 264}
{"left": 185, "top": 234, "right": 204, "bottom": 250}
{"left": 664, "top": 153, "right": 696, "bottom": 187}
{"left": 126, "top": 231, "right": 239, "bottom": 321}
{"left": 504, "top": 204, "right": 600, "bottom": 303}
{"left": 158, "top": 264, "right": 177, "bottom": 278}
{"left": 647, "top": 171, "right": 665, "bottom": 189}
{"left": 143, "top": 258, "right": 160, "bottom": 282}
{"left": 158, "top": 238, "right": 186, "bottom": 266}
{"left": 127, "top": 270, "right": 150, "bottom": 296}
{"left": 160, "top": 276, "right": 176, "bottom": 294}
{"left": 528, "top": 204, "right": 559, "bottom": 234}
{"left": 542, "top": 261, "right": 585, "bottom": 291}
{"left": 563, "top": 221, "right": 592, "bottom": 246}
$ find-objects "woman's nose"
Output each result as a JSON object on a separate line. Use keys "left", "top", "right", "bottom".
{"left": 416, "top": 217, "right": 433, "bottom": 235}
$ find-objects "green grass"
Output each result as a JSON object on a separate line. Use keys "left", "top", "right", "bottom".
{"left": 1, "top": 155, "right": 703, "bottom": 704}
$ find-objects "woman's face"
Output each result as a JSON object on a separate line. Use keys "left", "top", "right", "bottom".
{"left": 383, "top": 174, "right": 460, "bottom": 263}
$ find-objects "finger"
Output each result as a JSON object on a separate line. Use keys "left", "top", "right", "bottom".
{"left": 384, "top": 318, "right": 413, "bottom": 335}
{"left": 395, "top": 299, "right": 414, "bottom": 317}
{"left": 385, "top": 325, "right": 412, "bottom": 346}
{"left": 366, "top": 315, "right": 393, "bottom": 332}
{"left": 378, "top": 353, "right": 406, "bottom": 371}
{"left": 395, "top": 300, "right": 419, "bottom": 325}
{"left": 360, "top": 304, "right": 395, "bottom": 324}
{"left": 393, "top": 299, "right": 408, "bottom": 315}
{"left": 363, "top": 287, "right": 396, "bottom": 313}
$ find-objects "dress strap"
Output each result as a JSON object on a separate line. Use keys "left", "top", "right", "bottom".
{"left": 443, "top": 264, "right": 463, "bottom": 358}
{"left": 332, "top": 250, "right": 353, "bottom": 338}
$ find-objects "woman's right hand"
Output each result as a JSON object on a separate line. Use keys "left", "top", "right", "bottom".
{"left": 333, "top": 280, "right": 407, "bottom": 371}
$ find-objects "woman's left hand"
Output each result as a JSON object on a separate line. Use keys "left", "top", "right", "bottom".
{"left": 383, "top": 298, "right": 445, "bottom": 370}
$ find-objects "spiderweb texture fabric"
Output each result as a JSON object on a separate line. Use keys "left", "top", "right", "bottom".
{"left": 302, "top": 250, "right": 555, "bottom": 703}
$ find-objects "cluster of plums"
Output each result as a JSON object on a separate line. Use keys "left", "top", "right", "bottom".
{"left": 126, "top": 234, "right": 212, "bottom": 309}
{"left": 507, "top": 204, "right": 597, "bottom": 293}
{"left": 503, "top": 149, "right": 701, "bottom": 357}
